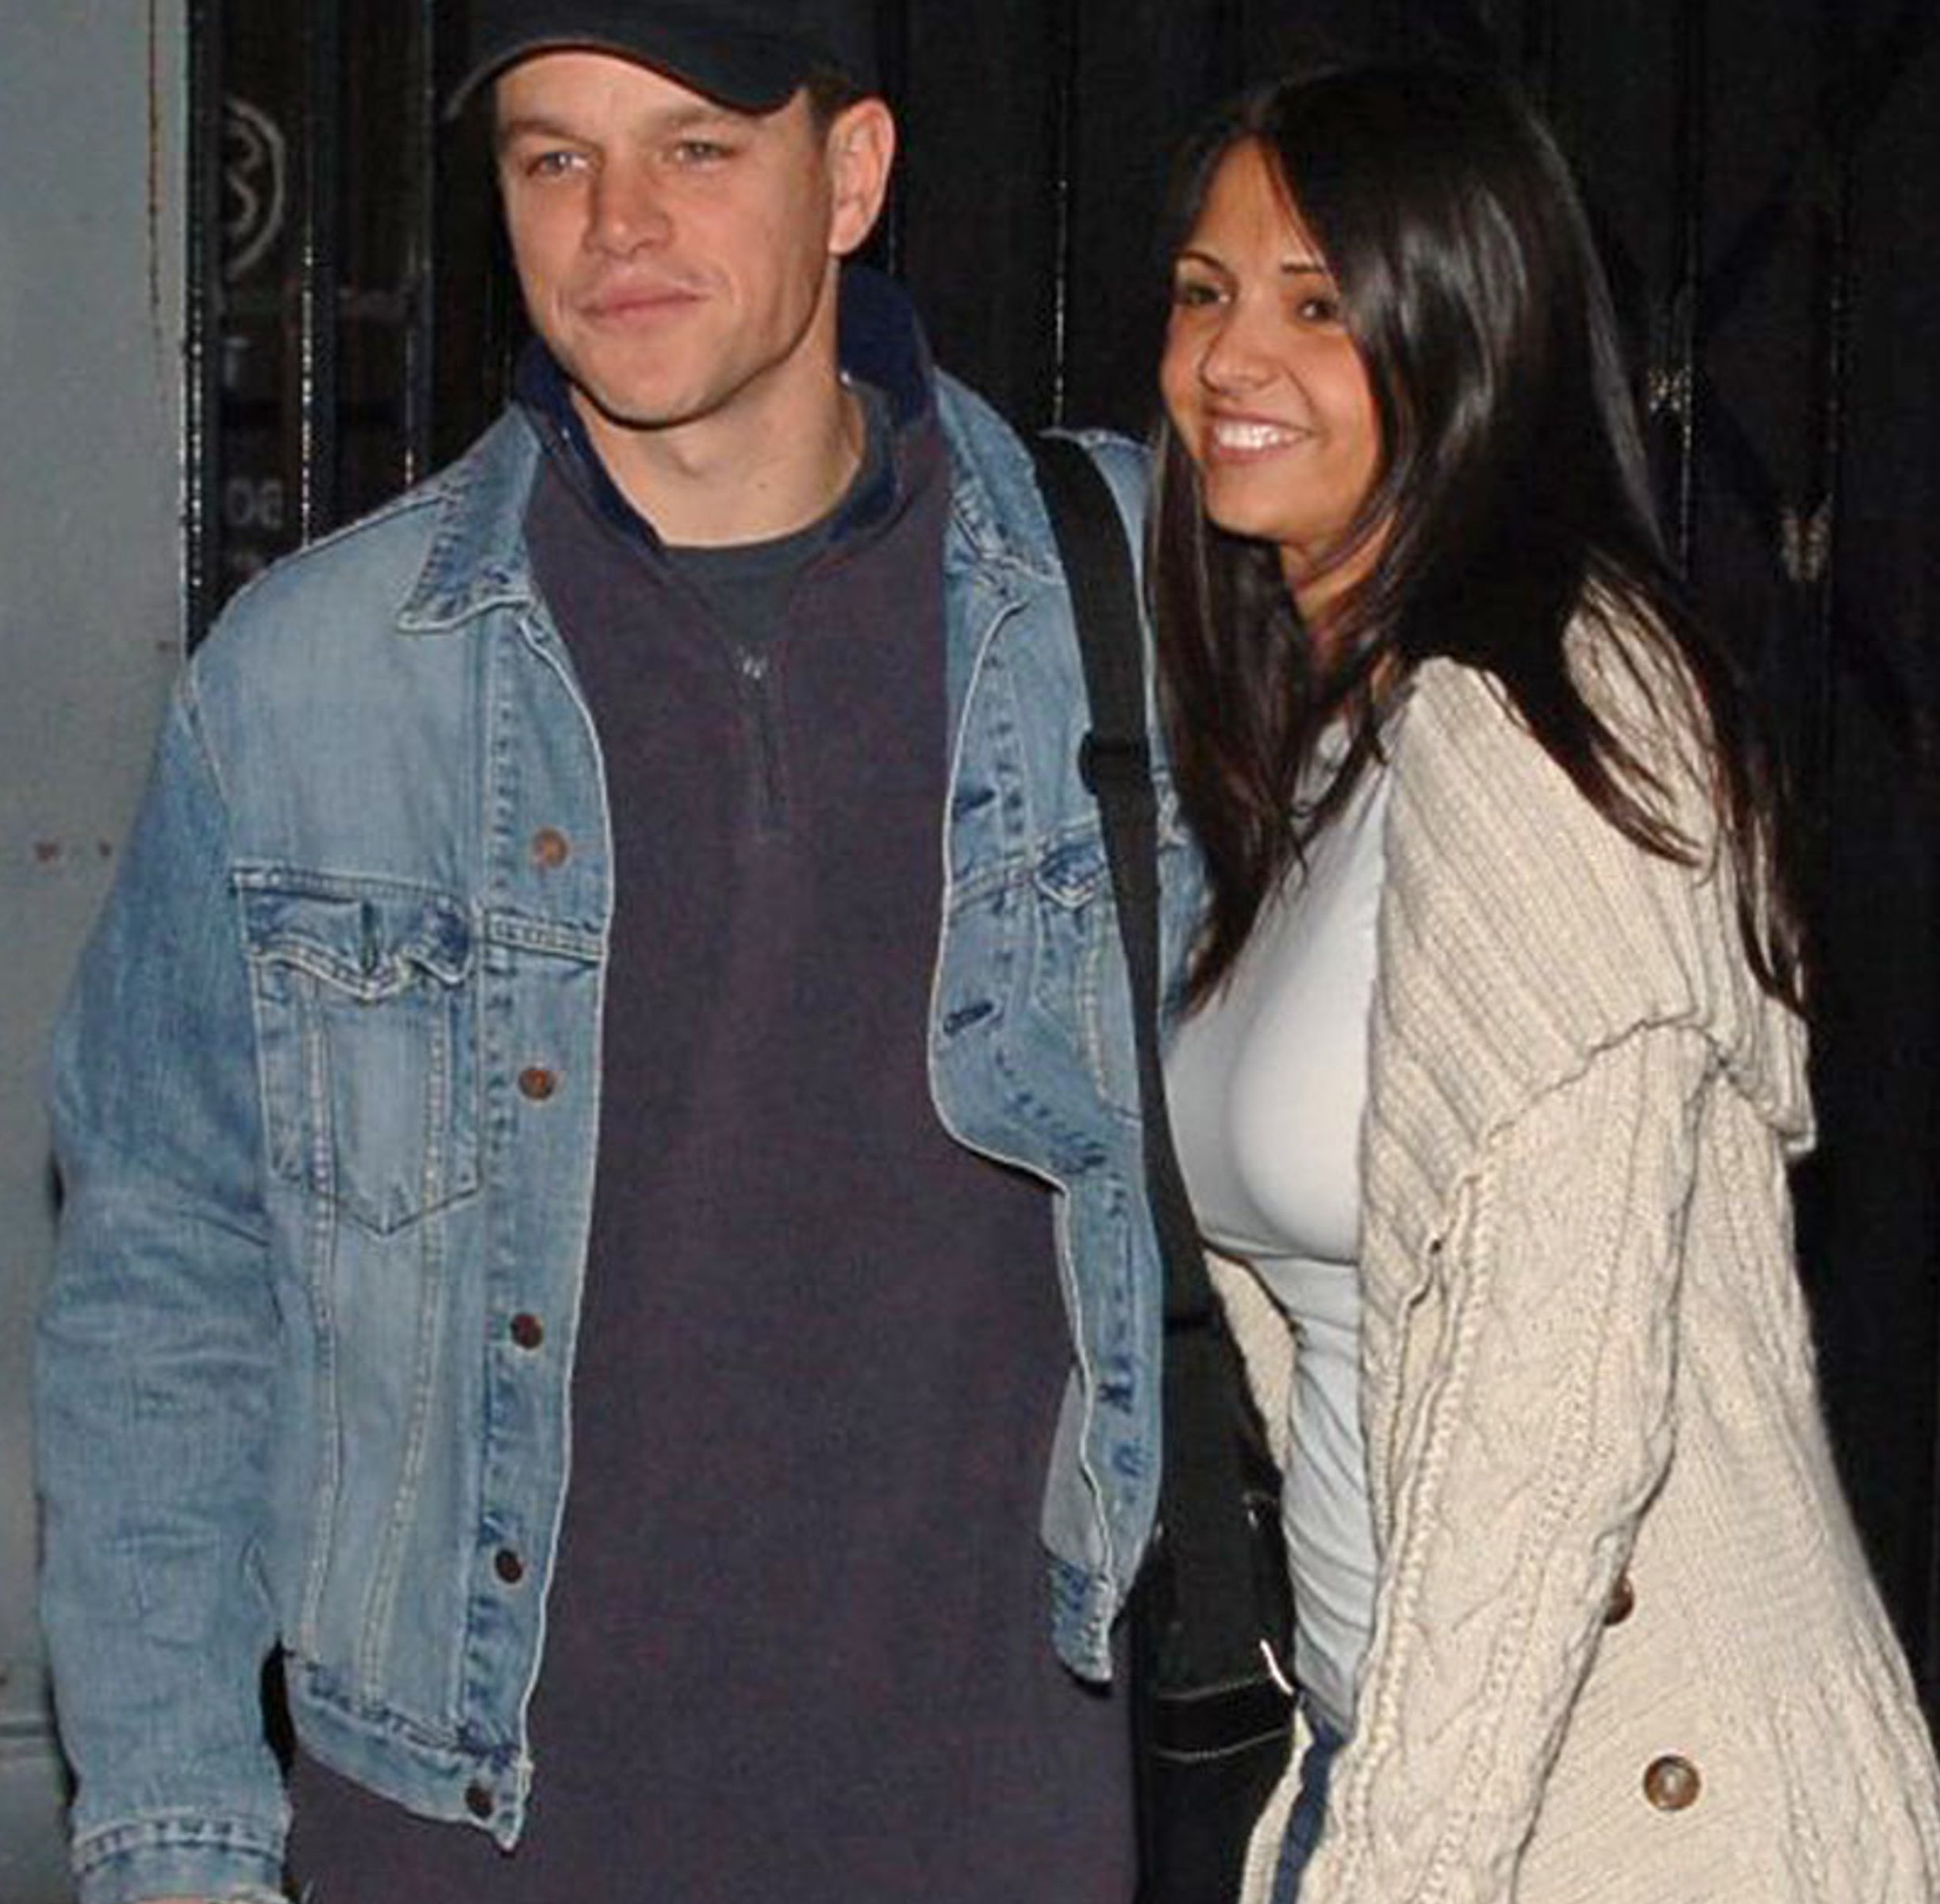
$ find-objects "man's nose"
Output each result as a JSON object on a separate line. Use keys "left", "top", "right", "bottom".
{"left": 589, "top": 163, "right": 673, "bottom": 255}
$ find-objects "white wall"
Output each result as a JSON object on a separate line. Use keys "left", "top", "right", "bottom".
{"left": 0, "top": 6, "right": 187, "bottom": 1898}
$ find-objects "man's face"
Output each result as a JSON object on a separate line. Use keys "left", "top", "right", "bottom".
{"left": 494, "top": 52, "right": 874, "bottom": 463}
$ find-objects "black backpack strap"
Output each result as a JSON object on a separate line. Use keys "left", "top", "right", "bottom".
{"left": 1028, "top": 432, "right": 1275, "bottom": 1684}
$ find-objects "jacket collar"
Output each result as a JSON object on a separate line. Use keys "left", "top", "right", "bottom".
{"left": 395, "top": 266, "right": 1064, "bottom": 636}
{"left": 396, "top": 410, "right": 547, "bottom": 633}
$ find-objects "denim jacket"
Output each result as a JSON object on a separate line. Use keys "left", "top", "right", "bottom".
{"left": 37, "top": 325, "right": 1199, "bottom": 1902}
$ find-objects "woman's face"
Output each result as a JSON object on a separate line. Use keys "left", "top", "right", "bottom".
{"left": 1161, "top": 140, "right": 1384, "bottom": 622}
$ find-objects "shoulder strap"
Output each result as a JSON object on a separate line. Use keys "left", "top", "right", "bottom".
{"left": 1028, "top": 437, "right": 1210, "bottom": 1329}
{"left": 1028, "top": 433, "right": 1277, "bottom": 1683}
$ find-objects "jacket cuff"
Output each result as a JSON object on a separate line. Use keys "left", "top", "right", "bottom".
{"left": 73, "top": 1810, "right": 287, "bottom": 1904}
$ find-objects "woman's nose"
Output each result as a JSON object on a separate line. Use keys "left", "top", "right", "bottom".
{"left": 1197, "top": 298, "right": 1277, "bottom": 393}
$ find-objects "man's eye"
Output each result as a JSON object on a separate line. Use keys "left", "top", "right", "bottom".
{"left": 525, "top": 149, "right": 585, "bottom": 179}
{"left": 671, "top": 138, "right": 734, "bottom": 164}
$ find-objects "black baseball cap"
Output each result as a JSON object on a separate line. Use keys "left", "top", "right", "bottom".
{"left": 448, "top": 0, "right": 879, "bottom": 117}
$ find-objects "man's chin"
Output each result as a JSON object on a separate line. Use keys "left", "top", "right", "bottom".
{"left": 567, "top": 373, "right": 713, "bottom": 440}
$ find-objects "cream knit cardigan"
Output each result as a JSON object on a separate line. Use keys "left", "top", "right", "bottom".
{"left": 1225, "top": 649, "right": 1940, "bottom": 1902}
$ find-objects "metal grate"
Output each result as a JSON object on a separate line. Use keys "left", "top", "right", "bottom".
{"left": 186, "top": 0, "right": 491, "bottom": 644}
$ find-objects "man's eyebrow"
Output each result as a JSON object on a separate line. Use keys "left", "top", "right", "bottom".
{"left": 496, "top": 100, "right": 754, "bottom": 153}
{"left": 495, "top": 111, "right": 574, "bottom": 152}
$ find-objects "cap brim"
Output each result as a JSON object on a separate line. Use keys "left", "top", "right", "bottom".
{"left": 445, "top": 30, "right": 808, "bottom": 121}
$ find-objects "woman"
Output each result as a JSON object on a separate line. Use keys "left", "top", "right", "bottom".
{"left": 1152, "top": 63, "right": 1940, "bottom": 1902}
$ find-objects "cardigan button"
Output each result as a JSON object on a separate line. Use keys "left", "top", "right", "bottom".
{"left": 494, "top": 1547, "right": 526, "bottom": 1587}
{"left": 1643, "top": 1754, "right": 1701, "bottom": 1811}
{"left": 509, "top": 1311, "right": 545, "bottom": 1351}
{"left": 518, "top": 1065, "right": 559, "bottom": 1102}
{"left": 1604, "top": 1572, "right": 1636, "bottom": 1625}
{"left": 531, "top": 827, "right": 571, "bottom": 869}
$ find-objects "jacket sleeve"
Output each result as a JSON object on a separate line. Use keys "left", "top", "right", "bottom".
{"left": 35, "top": 674, "right": 291, "bottom": 1904}
{"left": 1300, "top": 1024, "right": 1711, "bottom": 1902}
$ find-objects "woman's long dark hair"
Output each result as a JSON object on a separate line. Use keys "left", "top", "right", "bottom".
{"left": 1153, "top": 63, "right": 1803, "bottom": 1011}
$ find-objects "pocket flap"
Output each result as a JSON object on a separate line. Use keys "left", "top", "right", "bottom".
{"left": 1033, "top": 831, "right": 1112, "bottom": 910}
{"left": 242, "top": 883, "right": 474, "bottom": 999}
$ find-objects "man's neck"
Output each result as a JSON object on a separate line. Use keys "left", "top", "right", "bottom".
{"left": 574, "top": 380, "right": 866, "bottom": 550}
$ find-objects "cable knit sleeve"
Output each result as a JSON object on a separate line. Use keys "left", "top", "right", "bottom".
{"left": 1300, "top": 1023, "right": 1714, "bottom": 1902}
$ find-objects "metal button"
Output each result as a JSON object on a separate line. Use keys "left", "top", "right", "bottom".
{"left": 1604, "top": 1572, "right": 1636, "bottom": 1625}
{"left": 518, "top": 1066, "right": 558, "bottom": 1102}
{"left": 494, "top": 1548, "right": 525, "bottom": 1586}
{"left": 464, "top": 1781, "right": 494, "bottom": 1820}
{"left": 1643, "top": 1754, "right": 1701, "bottom": 1812}
{"left": 531, "top": 827, "right": 570, "bottom": 869}
{"left": 509, "top": 1312, "right": 544, "bottom": 1351}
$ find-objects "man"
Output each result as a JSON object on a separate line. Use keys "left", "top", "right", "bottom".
{"left": 36, "top": 4, "right": 1193, "bottom": 1901}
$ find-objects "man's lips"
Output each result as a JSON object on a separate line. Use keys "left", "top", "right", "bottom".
{"left": 578, "top": 282, "right": 706, "bottom": 322}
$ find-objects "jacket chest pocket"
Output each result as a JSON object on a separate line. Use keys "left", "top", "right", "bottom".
{"left": 242, "top": 880, "right": 482, "bottom": 1234}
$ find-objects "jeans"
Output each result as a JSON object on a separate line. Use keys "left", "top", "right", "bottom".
{"left": 1270, "top": 1702, "right": 1347, "bottom": 1904}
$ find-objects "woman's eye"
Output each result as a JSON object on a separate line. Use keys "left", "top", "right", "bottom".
{"left": 1172, "top": 277, "right": 1224, "bottom": 309}
{"left": 1295, "top": 291, "right": 1344, "bottom": 324}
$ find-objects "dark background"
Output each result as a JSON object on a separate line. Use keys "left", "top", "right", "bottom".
{"left": 191, "top": 0, "right": 1940, "bottom": 1716}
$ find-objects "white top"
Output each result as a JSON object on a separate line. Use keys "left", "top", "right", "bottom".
{"left": 1166, "top": 747, "right": 1391, "bottom": 1736}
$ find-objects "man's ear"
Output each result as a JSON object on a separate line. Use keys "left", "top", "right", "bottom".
{"left": 824, "top": 98, "right": 897, "bottom": 258}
